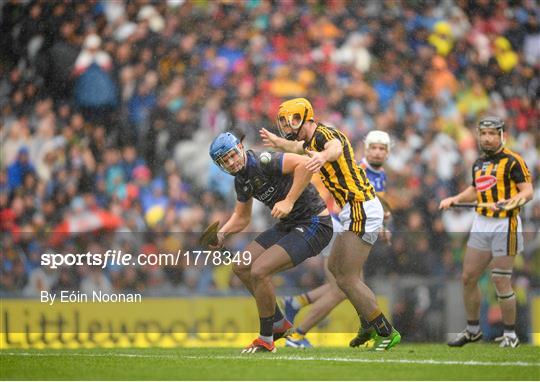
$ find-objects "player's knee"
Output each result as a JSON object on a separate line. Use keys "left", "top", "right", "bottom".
{"left": 461, "top": 271, "right": 480, "bottom": 287}
{"left": 249, "top": 265, "right": 268, "bottom": 282}
{"left": 232, "top": 262, "right": 250, "bottom": 278}
{"left": 491, "top": 269, "right": 513, "bottom": 294}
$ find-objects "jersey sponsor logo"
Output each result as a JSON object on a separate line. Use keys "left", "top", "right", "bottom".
{"left": 476, "top": 175, "right": 497, "bottom": 191}
{"left": 258, "top": 186, "right": 275, "bottom": 201}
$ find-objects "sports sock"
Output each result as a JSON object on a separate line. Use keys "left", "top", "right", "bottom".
{"left": 292, "top": 293, "right": 311, "bottom": 309}
{"left": 296, "top": 327, "right": 306, "bottom": 336}
{"left": 360, "top": 316, "right": 371, "bottom": 329}
{"left": 503, "top": 324, "right": 517, "bottom": 339}
{"left": 368, "top": 311, "right": 393, "bottom": 337}
{"left": 260, "top": 315, "right": 274, "bottom": 337}
{"left": 466, "top": 320, "right": 480, "bottom": 334}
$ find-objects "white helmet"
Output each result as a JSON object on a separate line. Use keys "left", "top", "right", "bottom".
{"left": 364, "top": 130, "right": 391, "bottom": 151}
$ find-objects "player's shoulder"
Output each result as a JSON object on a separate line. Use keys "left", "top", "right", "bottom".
{"left": 317, "top": 123, "right": 345, "bottom": 137}
{"left": 501, "top": 147, "right": 526, "bottom": 163}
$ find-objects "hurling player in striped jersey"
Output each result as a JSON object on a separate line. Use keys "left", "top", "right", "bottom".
{"left": 281, "top": 130, "right": 393, "bottom": 349}
{"left": 440, "top": 117, "right": 533, "bottom": 348}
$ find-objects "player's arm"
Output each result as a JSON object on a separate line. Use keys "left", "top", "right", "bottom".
{"left": 271, "top": 154, "right": 312, "bottom": 218}
{"left": 513, "top": 182, "right": 533, "bottom": 202}
{"left": 494, "top": 159, "right": 534, "bottom": 210}
{"left": 305, "top": 138, "right": 342, "bottom": 173}
{"left": 260, "top": 128, "right": 305, "bottom": 154}
{"left": 439, "top": 185, "right": 477, "bottom": 210}
{"left": 215, "top": 199, "right": 253, "bottom": 246}
{"left": 493, "top": 182, "right": 533, "bottom": 211}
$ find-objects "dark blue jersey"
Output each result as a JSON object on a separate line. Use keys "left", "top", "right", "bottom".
{"left": 234, "top": 150, "right": 327, "bottom": 224}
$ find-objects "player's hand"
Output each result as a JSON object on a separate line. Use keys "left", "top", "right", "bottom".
{"left": 260, "top": 128, "right": 280, "bottom": 149}
{"left": 491, "top": 199, "right": 507, "bottom": 212}
{"left": 305, "top": 150, "right": 326, "bottom": 173}
{"left": 271, "top": 199, "right": 294, "bottom": 219}
{"left": 439, "top": 196, "right": 458, "bottom": 210}
{"left": 383, "top": 210, "right": 392, "bottom": 221}
{"left": 209, "top": 232, "right": 225, "bottom": 250}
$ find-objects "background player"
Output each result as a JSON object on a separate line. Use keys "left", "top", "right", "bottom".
{"left": 209, "top": 132, "right": 333, "bottom": 353}
{"left": 261, "top": 99, "right": 400, "bottom": 351}
{"left": 439, "top": 117, "right": 533, "bottom": 348}
{"left": 281, "top": 130, "right": 393, "bottom": 348}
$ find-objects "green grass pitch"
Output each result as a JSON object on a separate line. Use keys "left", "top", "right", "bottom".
{"left": 1, "top": 344, "right": 539, "bottom": 380}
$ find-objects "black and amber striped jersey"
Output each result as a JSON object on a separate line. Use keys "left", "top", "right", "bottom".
{"left": 472, "top": 147, "right": 532, "bottom": 218}
{"left": 303, "top": 124, "right": 376, "bottom": 207}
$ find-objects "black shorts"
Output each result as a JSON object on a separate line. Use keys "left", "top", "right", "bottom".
{"left": 254, "top": 215, "right": 333, "bottom": 266}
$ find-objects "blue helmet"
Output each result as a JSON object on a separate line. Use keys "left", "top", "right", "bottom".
{"left": 209, "top": 132, "right": 244, "bottom": 174}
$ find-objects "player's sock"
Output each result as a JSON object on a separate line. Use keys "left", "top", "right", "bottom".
{"left": 291, "top": 293, "right": 311, "bottom": 310}
{"left": 260, "top": 315, "right": 274, "bottom": 342}
{"left": 368, "top": 311, "right": 393, "bottom": 337}
{"left": 360, "top": 316, "right": 371, "bottom": 329}
{"left": 296, "top": 327, "right": 306, "bottom": 336}
{"left": 466, "top": 320, "right": 480, "bottom": 334}
{"left": 503, "top": 324, "right": 517, "bottom": 339}
{"left": 273, "top": 303, "right": 284, "bottom": 328}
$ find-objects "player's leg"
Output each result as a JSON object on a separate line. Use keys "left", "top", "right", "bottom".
{"left": 490, "top": 215, "right": 522, "bottom": 348}
{"left": 287, "top": 265, "right": 346, "bottom": 348}
{"left": 244, "top": 245, "right": 293, "bottom": 350}
{"left": 490, "top": 256, "right": 519, "bottom": 347}
{"left": 242, "top": 244, "right": 294, "bottom": 354}
{"left": 279, "top": 218, "right": 342, "bottom": 324}
{"left": 280, "top": 215, "right": 336, "bottom": 348}
{"left": 329, "top": 199, "right": 399, "bottom": 350}
{"left": 279, "top": 284, "right": 330, "bottom": 324}
{"left": 298, "top": 261, "right": 345, "bottom": 333}
{"left": 447, "top": 246, "right": 491, "bottom": 346}
{"left": 231, "top": 240, "right": 266, "bottom": 295}
{"left": 233, "top": 227, "right": 290, "bottom": 352}
{"left": 327, "top": 232, "right": 379, "bottom": 318}
{"left": 349, "top": 269, "right": 377, "bottom": 347}
{"left": 328, "top": 233, "right": 400, "bottom": 352}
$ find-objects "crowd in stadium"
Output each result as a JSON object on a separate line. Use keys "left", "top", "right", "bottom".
{"left": 1, "top": 0, "right": 539, "bottom": 298}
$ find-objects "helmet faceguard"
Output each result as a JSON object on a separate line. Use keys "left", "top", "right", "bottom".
{"left": 276, "top": 98, "right": 314, "bottom": 140}
{"left": 476, "top": 116, "right": 505, "bottom": 156}
{"left": 209, "top": 132, "right": 246, "bottom": 175}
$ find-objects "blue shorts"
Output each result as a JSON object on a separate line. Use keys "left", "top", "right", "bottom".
{"left": 254, "top": 215, "right": 333, "bottom": 265}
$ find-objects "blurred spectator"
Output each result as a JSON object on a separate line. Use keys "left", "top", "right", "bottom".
{"left": 7, "top": 147, "right": 35, "bottom": 192}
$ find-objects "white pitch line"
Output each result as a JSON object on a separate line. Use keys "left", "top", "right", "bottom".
{"left": 1, "top": 352, "right": 539, "bottom": 368}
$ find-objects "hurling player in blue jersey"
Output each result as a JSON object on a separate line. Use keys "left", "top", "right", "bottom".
{"left": 209, "top": 132, "right": 333, "bottom": 353}
{"left": 281, "top": 130, "right": 392, "bottom": 348}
